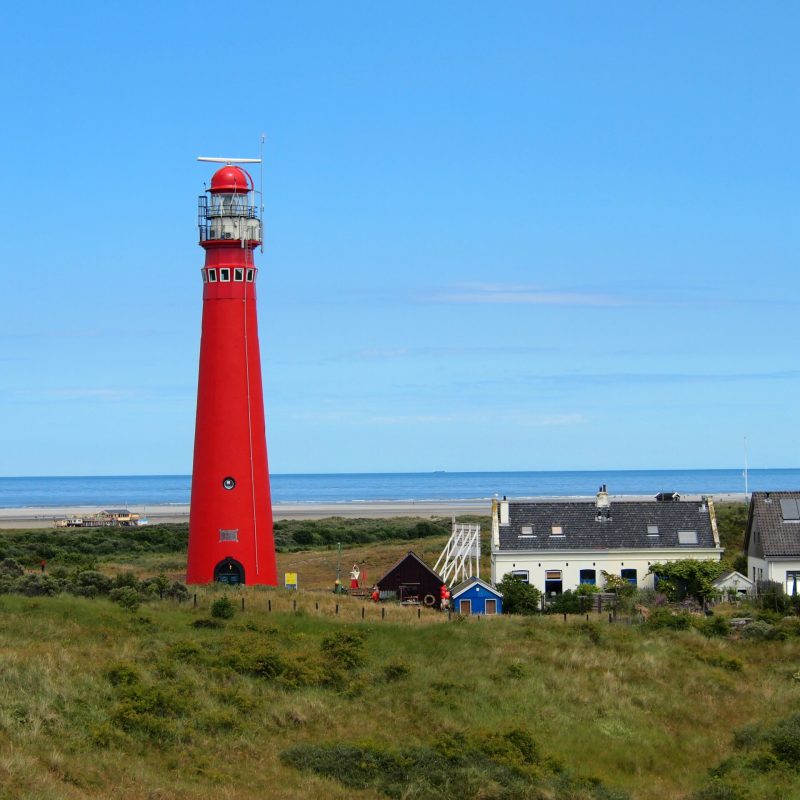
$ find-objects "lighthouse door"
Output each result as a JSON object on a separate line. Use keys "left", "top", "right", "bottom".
{"left": 214, "top": 558, "right": 245, "bottom": 585}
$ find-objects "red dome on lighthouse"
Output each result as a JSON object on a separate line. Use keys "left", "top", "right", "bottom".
{"left": 209, "top": 165, "right": 251, "bottom": 194}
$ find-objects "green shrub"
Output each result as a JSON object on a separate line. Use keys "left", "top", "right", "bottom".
{"left": 647, "top": 608, "right": 692, "bottom": 630}
{"left": 699, "top": 614, "right": 731, "bottom": 638}
{"left": 15, "top": 573, "right": 62, "bottom": 596}
{"left": 109, "top": 587, "right": 141, "bottom": 612}
{"left": 105, "top": 661, "right": 141, "bottom": 687}
{"left": 741, "top": 621, "right": 775, "bottom": 641}
{"left": 211, "top": 596, "right": 236, "bottom": 619}
{"left": 497, "top": 573, "right": 542, "bottom": 615}
{"left": 191, "top": 618, "right": 223, "bottom": 629}
{"left": 381, "top": 658, "right": 411, "bottom": 682}
{"left": 767, "top": 715, "right": 800, "bottom": 764}
{"left": 0, "top": 558, "right": 24, "bottom": 577}
{"left": 72, "top": 570, "right": 113, "bottom": 597}
{"left": 320, "top": 629, "right": 366, "bottom": 669}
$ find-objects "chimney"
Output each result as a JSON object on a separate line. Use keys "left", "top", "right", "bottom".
{"left": 596, "top": 484, "right": 610, "bottom": 509}
{"left": 500, "top": 498, "right": 509, "bottom": 525}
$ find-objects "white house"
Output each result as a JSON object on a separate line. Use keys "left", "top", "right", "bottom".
{"left": 745, "top": 492, "right": 800, "bottom": 595}
{"left": 491, "top": 486, "right": 723, "bottom": 594}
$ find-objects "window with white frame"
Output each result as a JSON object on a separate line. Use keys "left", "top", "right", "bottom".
{"left": 551, "top": 525, "right": 564, "bottom": 536}
{"left": 234, "top": 268, "right": 244, "bottom": 282}
{"left": 246, "top": 268, "right": 255, "bottom": 282}
{"left": 220, "top": 268, "right": 231, "bottom": 282}
{"left": 787, "top": 572, "right": 800, "bottom": 597}
{"left": 678, "top": 530, "right": 698, "bottom": 545}
{"left": 510, "top": 570, "right": 529, "bottom": 584}
{"left": 207, "top": 268, "right": 217, "bottom": 282}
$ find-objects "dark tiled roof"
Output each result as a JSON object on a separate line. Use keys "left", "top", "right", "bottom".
{"left": 747, "top": 491, "right": 800, "bottom": 558}
{"left": 498, "top": 500, "right": 717, "bottom": 551}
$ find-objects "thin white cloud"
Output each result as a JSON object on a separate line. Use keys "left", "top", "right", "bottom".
{"left": 288, "top": 410, "right": 585, "bottom": 427}
{"left": 429, "top": 283, "right": 630, "bottom": 307}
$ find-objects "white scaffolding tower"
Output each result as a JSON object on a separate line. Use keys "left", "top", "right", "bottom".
{"left": 434, "top": 518, "right": 481, "bottom": 586}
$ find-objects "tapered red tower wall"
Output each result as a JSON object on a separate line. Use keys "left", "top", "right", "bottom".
{"left": 187, "top": 165, "right": 277, "bottom": 585}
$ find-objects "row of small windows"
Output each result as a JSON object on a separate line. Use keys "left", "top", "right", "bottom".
{"left": 202, "top": 268, "right": 256, "bottom": 284}
{"left": 516, "top": 523, "right": 697, "bottom": 543}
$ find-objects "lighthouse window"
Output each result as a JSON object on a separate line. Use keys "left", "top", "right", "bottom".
{"left": 201, "top": 270, "right": 208, "bottom": 283}
{"left": 220, "top": 268, "right": 231, "bottom": 282}
{"left": 246, "top": 269, "right": 255, "bottom": 282}
{"left": 207, "top": 268, "right": 217, "bottom": 282}
{"left": 234, "top": 268, "right": 244, "bottom": 282}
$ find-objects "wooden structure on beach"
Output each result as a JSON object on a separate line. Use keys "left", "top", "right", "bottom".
{"left": 54, "top": 509, "right": 141, "bottom": 528}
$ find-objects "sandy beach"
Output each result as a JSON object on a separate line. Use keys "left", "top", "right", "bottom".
{"left": 0, "top": 493, "right": 747, "bottom": 529}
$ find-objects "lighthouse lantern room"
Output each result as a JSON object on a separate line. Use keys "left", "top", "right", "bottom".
{"left": 187, "top": 158, "right": 278, "bottom": 586}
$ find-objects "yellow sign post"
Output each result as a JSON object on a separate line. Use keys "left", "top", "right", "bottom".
{"left": 284, "top": 572, "right": 298, "bottom": 590}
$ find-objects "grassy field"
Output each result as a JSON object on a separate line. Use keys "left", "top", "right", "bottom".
{"left": 2, "top": 506, "right": 799, "bottom": 800}
{"left": 1, "top": 588, "right": 799, "bottom": 800}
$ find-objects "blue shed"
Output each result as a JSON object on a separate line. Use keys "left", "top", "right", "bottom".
{"left": 451, "top": 577, "right": 503, "bottom": 615}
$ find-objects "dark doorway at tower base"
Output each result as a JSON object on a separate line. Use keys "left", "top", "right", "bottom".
{"left": 214, "top": 558, "right": 245, "bottom": 585}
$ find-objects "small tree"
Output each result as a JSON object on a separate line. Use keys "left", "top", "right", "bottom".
{"left": 648, "top": 560, "right": 725, "bottom": 602}
{"left": 497, "top": 574, "right": 542, "bottom": 615}
{"left": 211, "top": 596, "right": 236, "bottom": 619}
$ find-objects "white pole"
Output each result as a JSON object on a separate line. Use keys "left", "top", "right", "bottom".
{"left": 744, "top": 436, "right": 749, "bottom": 502}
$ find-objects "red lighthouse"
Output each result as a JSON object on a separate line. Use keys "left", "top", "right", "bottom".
{"left": 187, "top": 158, "right": 277, "bottom": 586}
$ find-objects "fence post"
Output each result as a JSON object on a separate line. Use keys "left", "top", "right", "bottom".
{"left": 448, "top": 609, "right": 451, "bottom": 621}
{"left": 417, "top": 608, "right": 421, "bottom": 619}
{"left": 563, "top": 612, "right": 567, "bottom": 623}
{"left": 336, "top": 603, "right": 339, "bottom": 615}
{"left": 193, "top": 593, "right": 197, "bottom": 608}
{"left": 268, "top": 599, "right": 271, "bottom": 612}
{"left": 315, "top": 601, "right": 319, "bottom": 611}
{"left": 293, "top": 599, "right": 297, "bottom": 612}
{"left": 361, "top": 607, "right": 365, "bottom": 620}
{"left": 608, "top": 612, "right": 612, "bottom": 624}
{"left": 598, "top": 596, "right": 603, "bottom": 615}
{"left": 241, "top": 597, "right": 245, "bottom": 611}
{"left": 381, "top": 607, "right": 385, "bottom": 620}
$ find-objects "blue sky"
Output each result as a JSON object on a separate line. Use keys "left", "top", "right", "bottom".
{"left": 1, "top": 1, "right": 798, "bottom": 476}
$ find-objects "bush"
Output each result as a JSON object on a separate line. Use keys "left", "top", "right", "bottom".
{"left": 110, "top": 587, "right": 141, "bottom": 612}
{"left": 15, "top": 573, "right": 62, "bottom": 596}
{"left": 699, "top": 614, "right": 731, "bottom": 638}
{"left": 647, "top": 608, "right": 692, "bottom": 630}
{"left": 740, "top": 621, "right": 775, "bottom": 641}
{"left": 0, "top": 558, "right": 24, "bottom": 577}
{"left": 72, "top": 570, "right": 113, "bottom": 597}
{"left": 381, "top": 658, "right": 411, "bottom": 682}
{"left": 648, "top": 560, "right": 725, "bottom": 601}
{"left": 547, "top": 589, "right": 593, "bottom": 615}
{"left": 320, "top": 629, "right": 366, "bottom": 669}
{"left": 497, "top": 574, "right": 542, "bottom": 615}
{"left": 211, "top": 596, "right": 236, "bottom": 619}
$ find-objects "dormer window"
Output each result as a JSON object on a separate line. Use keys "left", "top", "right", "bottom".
{"left": 647, "top": 525, "right": 659, "bottom": 536}
{"left": 519, "top": 525, "right": 534, "bottom": 538}
{"left": 551, "top": 525, "right": 564, "bottom": 536}
{"left": 678, "top": 530, "right": 698, "bottom": 545}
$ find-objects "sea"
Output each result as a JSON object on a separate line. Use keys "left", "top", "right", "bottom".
{"left": 0, "top": 469, "right": 799, "bottom": 509}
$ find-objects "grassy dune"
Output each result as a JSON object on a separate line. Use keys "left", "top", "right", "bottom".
{"left": 1, "top": 586, "right": 799, "bottom": 800}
